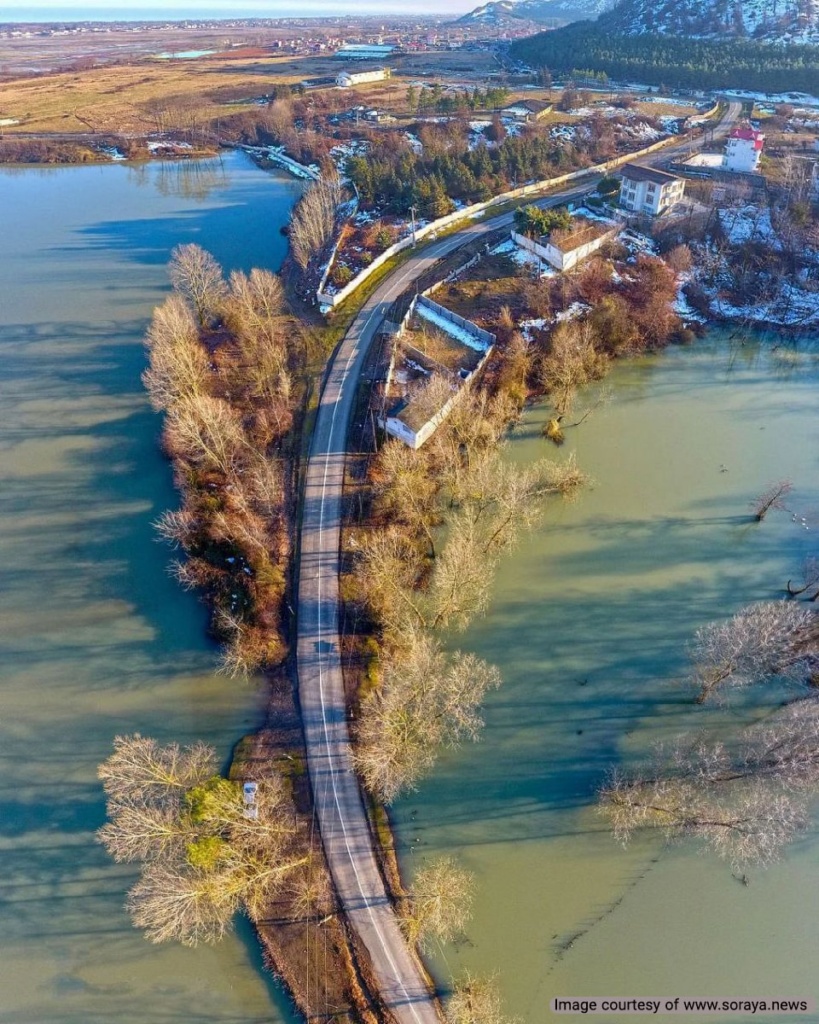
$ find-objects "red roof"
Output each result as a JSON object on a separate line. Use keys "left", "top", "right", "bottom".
{"left": 730, "top": 126, "right": 764, "bottom": 142}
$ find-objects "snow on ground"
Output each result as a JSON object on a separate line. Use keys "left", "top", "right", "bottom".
{"left": 405, "top": 132, "right": 423, "bottom": 154}
{"left": 416, "top": 302, "right": 490, "bottom": 353}
{"left": 674, "top": 280, "right": 708, "bottom": 323}
{"left": 725, "top": 89, "right": 819, "bottom": 108}
{"left": 620, "top": 229, "right": 658, "bottom": 258}
{"left": 555, "top": 301, "right": 591, "bottom": 323}
{"left": 519, "top": 317, "right": 548, "bottom": 342}
{"left": 0, "top": 117, "right": 19, "bottom": 126}
{"left": 147, "top": 140, "right": 193, "bottom": 152}
{"left": 550, "top": 124, "right": 577, "bottom": 143}
{"left": 100, "top": 146, "right": 126, "bottom": 161}
{"left": 719, "top": 204, "right": 778, "bottom": 247}
{"left": 709, "top": 284, "right": 819, "bottom": 327}
{"left": 491, "top": 237, "right": 556, "bottom": 276}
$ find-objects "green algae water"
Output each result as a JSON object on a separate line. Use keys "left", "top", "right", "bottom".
{"left": 0, "top": 153, "right": 301, "bottom": 1024}
{"left": 396, "top": 333, "right": 819, "bottom": 1024}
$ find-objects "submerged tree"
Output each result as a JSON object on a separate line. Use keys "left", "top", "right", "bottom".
{"left": 98, "top": 735, "right": 307, "bottom": 946}
{"left": 751, "top": 479, "right": 793, "bottom": 522}
{"left": 691, "top": 601, "right": 818, "bottom": 703}
{"left": 600, "top": 699, "right": 819, "bottom": 869}
{"left": 354, "top": 635, "right": 501, "bottom": 803}
{"left": 447, "top": 972, "right": 520, "bottom": 1024}
{"left": 405, "top": 856, "right": 474, "bottom": 950}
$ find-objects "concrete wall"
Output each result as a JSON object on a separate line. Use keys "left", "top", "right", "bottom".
{"left": 511, "top": 227, "right": 618, "bottom": 272}
{"left": 378, "top": 293, "right": 495, "bottom": 449}
{"left": 416, "top": 294, "right": 496, "bottom": 349}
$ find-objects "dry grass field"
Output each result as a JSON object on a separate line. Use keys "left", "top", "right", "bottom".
{"left": 0, "top": 52, "right": 310, "bottom": 134}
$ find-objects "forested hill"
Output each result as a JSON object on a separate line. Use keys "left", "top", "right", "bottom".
{"left": 510, "top": 22, "right": 819, "bottom": 92}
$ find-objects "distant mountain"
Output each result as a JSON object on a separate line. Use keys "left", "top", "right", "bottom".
{"left": 455, "top": 0, "right": 615, "bottom": 28}
{"left": 600, "top": 0, "right": 819, "bottom": 44}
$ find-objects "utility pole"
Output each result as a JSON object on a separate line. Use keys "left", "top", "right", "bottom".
{"left": 409, "top": 204, "right": 418, "bottom": 246}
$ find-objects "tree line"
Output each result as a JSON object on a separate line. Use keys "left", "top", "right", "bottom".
{"left": 346, "top": 128, "right": 609, "bottom": 219}
{"left": 351, "top": 386, "right": 586, "bottom": 804}
{"left": 145, "top": 244, "right": 302, "bottom": 677}
{"left": 510, "top": 22, "right": 819, "bottom": 93}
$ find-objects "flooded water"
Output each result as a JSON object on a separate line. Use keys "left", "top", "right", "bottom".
{"left": 0, "top": 152, "right": 301, "bottom": 1024}
{"left": 396, "top": 334, "right": 819, "bottom": 1022}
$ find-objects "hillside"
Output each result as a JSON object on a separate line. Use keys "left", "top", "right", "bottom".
{"left": 600, "top": 0, "right": 819, "bottom": 44}
{"left": 510, "top": 17, "right": 819, "bottom": 91}
{"left": 456, "top": 0, "right": 615, "bottom": 27}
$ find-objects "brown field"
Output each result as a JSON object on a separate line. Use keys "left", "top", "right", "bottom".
{"left": 433, "top": 252, "right": 532, "bottom": 329}
{"left": 0, "top": 52, "right": 300, "bottom": 134}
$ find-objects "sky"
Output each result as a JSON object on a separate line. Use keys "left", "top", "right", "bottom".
{"left": 3, "top": 0, "right": 482, "bottom": 18}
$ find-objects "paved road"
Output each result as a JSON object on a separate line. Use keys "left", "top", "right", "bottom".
{"left": 294, "top": 102, "right": 740, "bottom": 1024}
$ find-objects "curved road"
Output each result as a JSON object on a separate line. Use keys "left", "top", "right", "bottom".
{"left": 295, "top": 101, "right": 740, "bottom": 1024}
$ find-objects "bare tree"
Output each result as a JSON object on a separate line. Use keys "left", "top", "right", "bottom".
{"left": 373, "top": 439, "right": 440, "bottom": 556}
{"left": 354, "top": 635, "right": 500, "bottom": 802}
{"left": 600, "top": 699, "right": 819, "bottom": 869}
{"left": 142, "top": 294, "right": 211, "bottom": 411}
{"left": 691, "top": 601, "right": 818, "bottom": 703}
{"left": 427, "top": 514, "right": 497, "bottom": 631}
{"left": 127, "top": 860, "right": 239, "bottom": 947}
{"left": 602, "top": 769, "right": 807, "bottom": 871}
{"left": 168, "top": 244, "right": 227, "bottom": 327}
{"left": 98, "top": 734, "right": 216, "bottom": 806}
{"left": 751, "top": 480, "right": 793, "bottom": 521}
{"left": 164, "top": 394, "right": 248, "bottom": 476}
{"left": 97, "top": 736, "right": 306, "bottom": 947}
{"left": 538, "top": 319, "right": 607, "bottom": 416}
{"left": 405, "top": 856, "right": 474, "bottom": 949}
{"left": 289, "top": 176, "right": 342, "bottom": 271}
{"left": 446, "top": 972, "right": 519, "bottom": 1024}
{"left": 788, "top": 556, "right": 819, "bottom": 600}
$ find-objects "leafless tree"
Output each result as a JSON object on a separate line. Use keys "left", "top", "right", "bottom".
{"left": 405, "top": 856, "right": 474, "bottom": 950}
{"left": 691, "top": 601, "right": 818, "bottom": 703}
{"left": 164, "top": 394, "right": 248, "bottom": 476}
{"left": 127, "top": 860, "right": 239, "bottom": 947}
{"left": 446, "top": 972, "right": 519, "bottom": 1024}
{"left": 601, "top": 699, "right": 819, "bottom": 869}
{"left": 427, "top": 514, "right": 496, "bottom": 631}
{"left": 353, "top": 528, "right": 426, "bottom": 647}
{"left": 97, "top": 736, "right": 306, "bottom": 946}
{"left": 354, "top": 635, "right": 500, "bottom": 802}
{"left": 98, "top": 734, "right": 216, "bottom": 806}
{"left": 751, "top": 480, "right": 793, "bottom": 521}
{"left": 142, "top": 294, "right": 211, "bottom": 411}
{"left": 153, "top": 507, "right": 198, "bottom": 549}
{"left": 788, "top": 556, "right": 819, "bottom": 600}
{"left": 538, "top": 319, "right": 608, "bottom": 416}
{"left": 289, "top": 176, "right": 342, "bottom": 271}
{"left": 373, "top": 439, "right": 440, "bottom": 556}
{"left": 602, "top": 768, "right": 808, "bottom": 871}
{"left": 168, "top": 244, "right": 227, "bottom": 327}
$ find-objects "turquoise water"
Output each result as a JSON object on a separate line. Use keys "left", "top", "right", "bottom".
{"left": 0, "top": 152, "right": 302, "bottom": 1024}
{"left": 396, "top": 333, "right": 819, "bottom": 1023}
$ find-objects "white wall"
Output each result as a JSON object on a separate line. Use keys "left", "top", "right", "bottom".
{"left": 511, "top": 228, "right": 618, "bottom": 272}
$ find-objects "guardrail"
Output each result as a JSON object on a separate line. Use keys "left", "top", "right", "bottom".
{"left": 316, "top": 125, "right": 705, "bottom": 311}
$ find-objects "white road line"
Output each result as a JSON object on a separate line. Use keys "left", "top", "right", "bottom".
{"left": 312, "top": 300, "right": 431, "bottom": 1021}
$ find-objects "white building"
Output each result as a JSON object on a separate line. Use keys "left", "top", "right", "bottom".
{"left": 335, "top": 43, "right": 397, "bottom": 59}
{"left": 724, "top": 125, "right": 764, "bottom": 173}
{"left": 619, "top": 163, "right": 685, "bottom": 216}
{"left": 336, "top": 66, "right": 391, "bottom": 88}
{"left": 511, "top": 216, "right": 619, "bottom": 272}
